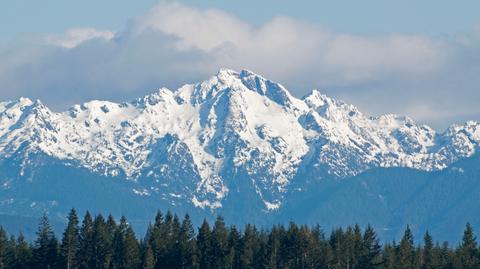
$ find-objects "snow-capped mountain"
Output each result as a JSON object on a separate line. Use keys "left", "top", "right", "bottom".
{"left": 0, "top": 69, "right": 479, "bottom": 214}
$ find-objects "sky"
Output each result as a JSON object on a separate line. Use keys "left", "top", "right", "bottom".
{"left": 1, "top": 0, "right": 479, "bottom": 129}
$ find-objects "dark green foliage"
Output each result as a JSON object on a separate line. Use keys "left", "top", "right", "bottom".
{"left": 210, "top": 216, "right": 230, "bottom": 269}
{"left": 422, "top": 231, "right": 434, "bottom": 269}
{"left": 32, "top": 213, "right": 58, "bottom": 269}
{"left": 1, "top": 209, "right": 479, "bottom": 269}
{"left": 60, "top": 208, "right": 79, "bottom": 269}
{"left": 454, "top": 222, "right": 479, "bottom": 269}
{"left": 14, "top": 233, "right": 32, "bottom": 269}
{"left": 397, "top": 225, "right": 416, "bottom": 269}
{"left": 78, "top": 211, "right": 94, "bottom": 269}
{"left": 178, "top": 214, "right": 198, "bottom": 269}
{"left": 359, "top": 225, "right": 382, "bottom": 269}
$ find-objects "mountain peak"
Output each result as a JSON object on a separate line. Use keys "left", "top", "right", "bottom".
{"left": 0, "top": 70, "right": 478, "bottom": 212}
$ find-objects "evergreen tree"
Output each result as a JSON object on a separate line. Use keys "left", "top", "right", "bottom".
{"left": 309, "top": 224, "right": 330, "bottom": 269}
{"left": 111, "top": 216, "right": 128, "bottom": 269}
{"left": 437, "top": 241, "right": 452, "bottom": 269}
{"left": 168, "top": 214, "right": 182, "bottom": 268}
{"left": 0, "top": 227, "right": 8, "bottom": 269}
{"left": 456, "top": 222, "right": 479, "bottom": 269}
{"left": 422, "top": 231, "right": 434, "bottom": 269}
{"left": 0, "top": 232, "right": 16, "bottom": 269}
{"left": 227, "top": 226, "right": 241, "bottom": 269}
{"left": 78, "top": 211, "right": 94, "bottom": 269}
{"left": 178, "top": 214, "right": 198, "bottom": 269}
{"left": 112, "top": 216, "right": 141, "bottom": 269}
{"left": 197, "top": 219, "right": 212, "bottom": 269}
{"left": 92, "top": 214, "right": 112, "bottom": 268}
{"left": 211, "top": 216, "right": 230, "bottom": 269}
{"left": 3, "top": 207, "right": 480, "bottom": 269}
{"left": 382, "top": 242, "right": 396, "bottom": 269}
{"left": 14, "top": 233, "right": 32, "bottom": 269}
{"left": 397, "top": 225, "right": 415, "bottom": 269}
{"left": 148, "top": 211, "right": 166, "bottom": 269}
{"left": 141, "top": 243, "right": 155, "bottom": 269}
{"left": 60, "top": 208, "right": 79, "bottom": 269}
{"left": 123, "top": 226, "right": 141, "bottom": 269}
{"left": 359, "top": 224, "right": 382, "bottom": 269}
{"left": 32, "top": 213, "right": 58, "bottom": 269}
{"left": 240, "top": 224, "right": 257, "bottom": 269}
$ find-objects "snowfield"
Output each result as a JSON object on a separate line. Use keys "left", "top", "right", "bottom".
{"left": 0, "top": 69, "right": 479, "bottom": 211}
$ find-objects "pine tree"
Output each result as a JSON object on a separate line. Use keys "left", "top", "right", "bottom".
{"left": 112, "top": 216, "right": 141, "bottom": 269}
{"left": 211, "top": 216, "right": 230, "bottom": 269}
{"left": 78, "top": 211, "right": 94, "bottom": 269}
{"left": 60, "top": 208, "right": 79, "bottom": 269}
{"left": 32, "top": 213, "right": 58, "bottom": 269}
{"left": 240, "top": 224, "right": 257, "bottom": 269}
{"left": 359, "top": 224, "right": 382, "bottom": 269}
{"left": 197, "top": 219, "right": 212, "bottom": 269}
{"left": 308, "top": 224, "right": 330, "bottom": 269}
{"left": 382, "top": 242, "right": 396, "bottom": 269}
{"left": 123, "top": 226, "right": 141, "bottom": 269}
{"left": 422, "top": 231, "right": 434, "bottom": 269}
{"left": 456, "top": 222, "right": 479, "bottom": 269}
{"left": 14, "top": 233, "right": 32, "bottom": 269}
{"left": 112, "top": 216, "right": 128, "bottom": 269}
{"left": 141, "top": 243, "right": 155, "bottom": 269}
{"left": 92, "top": 214, "right": 113, "bottom": 268}
{"left": 437, "top": 241, "right": 451, "bottom": 269}
{"left": 168, "top": 214, "right": 182, "bottom": 268}
{"left": 178, "top": 214, "right": 198, "bottom": 269}
{"left": 0, "top": 232, "right": 16, "bottom": 269}
{"left": 0, "top": 227, "right": 8, "bottom": 269}
{"left": 264, "top": 226, "right": 282, "bottom": 269}
{"left": 227, "top": 226, "right": 241, "bottom": 269}
{"left": 397, "top": 225, "right": 415, "bottom": 269}
{"left": 148, "top": 211, "right": 166, "bottom": 269}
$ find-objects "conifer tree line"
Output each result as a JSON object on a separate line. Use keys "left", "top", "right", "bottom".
{"left": 0, "top": 209, "right": 479, "bottom": 269}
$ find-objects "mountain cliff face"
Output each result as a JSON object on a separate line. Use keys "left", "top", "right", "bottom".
{"left": 0, "top": 69, "right": 479, "bottom": 241}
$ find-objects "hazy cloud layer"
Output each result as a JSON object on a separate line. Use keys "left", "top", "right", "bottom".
{"left": 0, "top": 2, "right": 479, "bottom": 129}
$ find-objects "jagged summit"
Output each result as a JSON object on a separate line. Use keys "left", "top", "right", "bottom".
{"left": 0, "top": 69, "right": 479, "bottom": 211}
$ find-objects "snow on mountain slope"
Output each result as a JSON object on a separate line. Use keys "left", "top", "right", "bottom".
{"left": 0, "top": 69, "right": 479, "bottom": 210}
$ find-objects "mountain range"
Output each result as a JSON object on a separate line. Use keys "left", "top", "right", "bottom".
{"left": 0, "top": 69, "right": 479, "bottom": 242}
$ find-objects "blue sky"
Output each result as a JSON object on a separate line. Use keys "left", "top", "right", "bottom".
{"left": 0, "top": 1, "right": 479, "bottom": 129}
{"left": 2, "top": 0, "right": 479, "bottom": 37}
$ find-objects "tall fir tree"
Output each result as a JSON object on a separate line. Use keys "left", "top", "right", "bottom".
{"left": 240, "top": 224, "right": 257, "bottom": 269}
{"left": 359, "top": 224, "right": 382, "bottom": 269}
{"left": 197, "top": 219, "right": 212, "bottom": 269}
{"left": 60, "top": 208, "right": 79, "bottom": 269}
{"left": 141, "top": 243, "right": 155, "bottom": 269}
{"left": 15, "top": 233, "right": 32, "bottom": 269}
{"left": 422, "top": 231, "right": 434, "bottom": 269}
{"left": 123, "top": 226, "right": 141, "bottom": 269}
{"left": 397, "top": 225, "right": 416, "bottom": 269}
{"left": 78, "top": 211, "right": 95, "bottom": 269}
{"left": 227, "top": 226, "right": 241, "bottom": 269}
{"left": 32, "top": 213, "right": 58, "bottom": 269}
{"left": 178, "top": 214, "right": 198, "bottom": 269}
{"left": 0, "top": 231, "right": 16, "bottom": 269}
{"left": 92, "top": 214, "right": 113, "bottom": 268}
{"left": 148, "top": 211, "right": 166, "bottom": 269}
{"left": 111, "top": 216, "right": 141, "bottom": 269}
{"left": 211, "top": 216, "right": 230, "bottom": 269}
{"left": 456, "top": 222, "right": 479, "bottom": 269}
{"left": 0, "top": 227, "right": 8, "bottom": 269}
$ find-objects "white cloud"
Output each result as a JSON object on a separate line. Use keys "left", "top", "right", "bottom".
{"left": 46, "top": 28, "right": 115, "bottom": 48}
{"left": 0, "top": 1, "right": 478, "bottom": 129}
